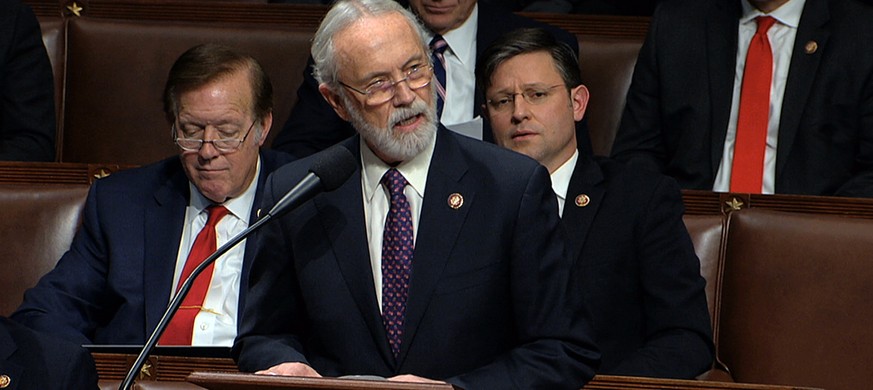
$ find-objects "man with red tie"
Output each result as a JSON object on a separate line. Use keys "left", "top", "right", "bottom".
{"left": 12, "top": 44, "right": 294, "bottom": 346}
{"left": 612, "top": 0, "right": 873, "bottom": 196}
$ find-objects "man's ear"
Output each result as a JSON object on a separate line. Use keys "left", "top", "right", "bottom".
{"left": 256, "top": 112, "right": 273, "bottom": 147}
{"left": 319, "top": 83, "right": 351, "bottom": 121}
{"left": 571, "top": 84, "right": 590, "bottom": 122}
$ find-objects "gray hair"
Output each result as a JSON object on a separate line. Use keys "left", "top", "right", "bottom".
{"left": 311, "top": 0, "right": 431, "bottom": 88}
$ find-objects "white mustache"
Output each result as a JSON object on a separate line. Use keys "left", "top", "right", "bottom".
{"left": 389, "top": 99, "right": 430, "bottom": 129}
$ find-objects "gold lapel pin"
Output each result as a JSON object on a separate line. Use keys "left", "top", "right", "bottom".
{"left": 804, "top": 40, "right": 818, "bottom": 54}
{"left": 574, "top": 194, "right": 590, "bottom": 208}
{"left": 447, "top": 193, "right": 464, "bottom": 209}
{"left": 0, "top": 374, "right": 11, "bottom": 388}
{"left": 256, "top": 208, "right": 262, "bottom": 218}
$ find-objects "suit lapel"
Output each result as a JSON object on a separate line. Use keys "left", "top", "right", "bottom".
{"left": 399, "top": 130, "right": 474, "bottom": 364}
{"left": 315, "top": 139, "right": 395, "bottom": 365}
{"left": 560, "top": 155, "right": 606, "bottom": 261}
{"left": 237, "top": 151, "right": 274, "bottom": 323}
{"left": 776, "top": 0, "right": 829, "bottom": 179}
{"left": 707, "top": 0, "right": 742, "bottom": 177}
{"left": 143, "top": 163, "right": 188, "bottom": 337}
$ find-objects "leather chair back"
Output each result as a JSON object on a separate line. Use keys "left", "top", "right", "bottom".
{"left": 682, "top": 213, "right": 726, "bottom": 331}
{"left": 719, "top": 209, "right": 873, "bottom": 390}
{"left": 578, "top": 37, "right": 642, "bottom": 156}
{"left": 0, "top": 184, "right": 89, "bottom": 315}
{"left": 39, "top": 17, "right": 66, "bottom": 160}
{"left": 61, "top": 18, "right": 313, "bottom": 165}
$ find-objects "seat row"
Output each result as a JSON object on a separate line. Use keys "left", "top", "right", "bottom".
{"left": 30, "top": 1, "right": 645, "bottom": 164}
{"left": 1, "top": 162, "right": 872, "bottom": 389}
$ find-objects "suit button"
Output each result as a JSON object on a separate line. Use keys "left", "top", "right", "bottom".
{"left": 0, "top": 374, "right": 11, "bottom": 388}
{"left": 200, "top": 323, "right": 209, "bottom": 330}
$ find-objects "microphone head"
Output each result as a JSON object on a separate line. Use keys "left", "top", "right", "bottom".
{"left": 310, "top": 145, "right": 357, "bottom": 191}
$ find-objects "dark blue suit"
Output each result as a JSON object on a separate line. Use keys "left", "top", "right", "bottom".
{"left": 562, "top": 153, "right": 714, "bottom": 378}
{"left": 0, "top": 0, "right": 56, "bottom": 161}
{"left": 269, "top": 2, "right": 582, "bottom": 157}
{"left": 12, "top": 151, "right": 293, "bottom": 345}
{"left": 0, "top": 317, "right": 98, "bottom": 390}
{"left": 234, "top": 129, "right": 600, "bottom": 389}
{"left": 612, "top": 0, "right": 873, "bottom": 197}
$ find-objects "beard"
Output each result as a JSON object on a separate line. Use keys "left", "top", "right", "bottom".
{"left": 342, "top": 90, "right": 438, "bottom": 163}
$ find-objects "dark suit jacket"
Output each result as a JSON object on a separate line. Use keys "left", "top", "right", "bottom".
{"left": 612, "top": 0, "right": 873, "bottom": 197}
{"left": 562, "top": 153, "right": 713, "bottom": 378}
{"left": 11, "top": 150, "right": 293, "bottom": 345}
{"left": 0, "top": 0, "right": 56, "bottom": 161}
{"left": 269, "top": 2, "right": 582, "bottom": 157}
{"left": 234, "top": 129, "right": 600, "bottom": 389}
{"left": 0, "top": 317, "right": 98, "bottom": 390}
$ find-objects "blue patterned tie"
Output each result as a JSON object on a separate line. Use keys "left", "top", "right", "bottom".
{"left": 430, "top": 35, "right": 448, "bottom": 119}
{"left": 381, "top": 168, "right": 414, "bottom": 358}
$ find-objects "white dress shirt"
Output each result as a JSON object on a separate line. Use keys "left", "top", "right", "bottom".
{"left": 550, "top": 149, "right": 579, "bottom": 218}
{"left": 171, "top": 158, "right": 261, "bottom": 346}
{"left": 713, "top": 0, "right": 805, "bottom": 194}
{"left": 431, "top": 4, "right": 480, "bottom": 138}
{"left": 361, "top": 135, "right": 436, "bottom": 311}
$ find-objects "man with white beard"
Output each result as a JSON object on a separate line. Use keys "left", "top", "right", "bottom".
{"left": 232, "top": 0, "right": 600, "bottom": 388}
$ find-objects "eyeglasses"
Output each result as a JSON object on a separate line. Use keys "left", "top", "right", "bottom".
{"left": 486, "top": 84, "right": 566, "bottom": 113}
{"left": 174, "top": 120, "right": 256, "bottom": 153}
{"left": 339, "top": 65, "right": 433, "bottom": 106}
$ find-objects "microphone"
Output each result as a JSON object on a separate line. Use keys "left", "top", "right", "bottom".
{"left": 119, "top": 145, "right": 356, "bottom": 390}
{"left": 267, "top": 145, "right": 358, "bottom": 218}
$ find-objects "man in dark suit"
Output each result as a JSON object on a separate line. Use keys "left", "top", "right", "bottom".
{"left": 233, "top": 1, "right": 599, "bottom": 388}
{"left": 12, "top": 44, "right": 294, "bottom": 346}
{"left": 0, "top": 317, "right": 98, "bottom": 390}
{"left": 0, "top": 0, "right": 56, "bottom": 161}
{"left": 269, "top": 0, "right": 581, "bottom": 157}
{"left": 612, "top": 0, "right": 873, "bottom": 197}
{"left": 479, "top": 28, "right": 713, "bottom": 378}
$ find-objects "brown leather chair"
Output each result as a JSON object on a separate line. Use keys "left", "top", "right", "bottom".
{"left": 61, "top": 17, "right": 314, "bottom": 165}
{"left": 0, "top": 183, "right": 89, "bottom": 315}
{"left": 718, "top": 208, "right": 873, "bottom": 390}
{"left": 38, "top": 17, "right": 66, "bottom": 161}
{"left": 682, "top": 214, "right": 726, "bottom": 331}
{"left": 578, "top": 37, "right": 642, "bottom": 157}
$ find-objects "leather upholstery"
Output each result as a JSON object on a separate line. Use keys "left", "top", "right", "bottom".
{"left": 719, "top": 209, "right": 873, "bottom": 390}
{"left": 36, "top": 15, "right": 644, "bottom": 165}
{"left": 682, "top": 214, "right": 726, "bottom": 330}
{"left": 38, "top": 18, "right": 66, "bottom": 160}
{"left": 578, "top": 37, "right": 642, "bottom": 156}
{"left": 0, "top": 184, "right": 89, "bottom": 315}
{"left": 60, "top": 18, "right": 313, "bottom": 164}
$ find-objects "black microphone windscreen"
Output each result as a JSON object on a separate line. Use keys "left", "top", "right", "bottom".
{"left": 310, "top": 145, "right": 357, "bottom": 191}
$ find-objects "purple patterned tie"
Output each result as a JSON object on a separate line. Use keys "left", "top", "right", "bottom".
{"left": 381, "top": 168, "right": 413, "bottom": 358}
{"left": 430, "top": 35, "right": 448, "bottom": 119}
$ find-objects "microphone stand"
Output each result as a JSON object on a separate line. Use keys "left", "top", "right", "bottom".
{"left": 118, "top": 213, "right": 275, "bottom": 390}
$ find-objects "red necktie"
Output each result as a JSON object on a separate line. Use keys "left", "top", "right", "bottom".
{"left": 159, "top": 205, "right": 229, "bottom": 345}
{"left": 381, "top": 168, "right": 413, "bottom": 358}
{"left": 731, "top": 16, "right": 777, "bottom": 193}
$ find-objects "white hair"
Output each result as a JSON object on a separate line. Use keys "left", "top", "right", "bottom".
{"left": 311, "top": 0, "right": 431, "bottom": 87}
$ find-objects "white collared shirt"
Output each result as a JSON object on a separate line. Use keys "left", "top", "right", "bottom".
{"left": 171, "top": 158, "right": 261, "bottom": 346}
{"left": 550, "top": 149, "right": 579, "bottom": 218}
{"left": 714, "top": 0, "right": 805, "bottom": 194}
{"left": 432, "top": 4, "right": 479, "bottom": 137}
{"left": 361, "top": 135, "right": 436, "bottom": 311}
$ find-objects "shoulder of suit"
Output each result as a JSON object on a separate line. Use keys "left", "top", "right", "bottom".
{"left": 592, "top": 156, "right": 675, "bottom": 191}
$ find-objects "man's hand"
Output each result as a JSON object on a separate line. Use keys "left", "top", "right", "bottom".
{"left": 255, "top": 362, "right": 322, "bottom": 377}
{"left": 388, "top": 374, "right": 446, "bottom": 384}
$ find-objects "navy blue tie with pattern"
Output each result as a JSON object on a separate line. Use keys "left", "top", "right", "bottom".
{"left": 430, "top": 35, "right": 448, "bottom": 119}
{"left": 381, "top": 168, "right": 413, "bottom": 358}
